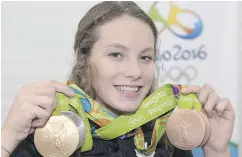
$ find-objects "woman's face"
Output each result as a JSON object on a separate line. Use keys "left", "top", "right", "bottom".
{"left": 90, "top": 15, "right": 156, "bottom": 114}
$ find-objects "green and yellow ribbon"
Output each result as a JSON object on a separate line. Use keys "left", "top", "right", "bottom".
{"left": 52, "top": 82, "right": 202, "bottom": 155}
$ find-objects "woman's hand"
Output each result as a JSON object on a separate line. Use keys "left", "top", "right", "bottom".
{"left": 1, "top": 80, "right": 75, "bottom": 154}
{"left": 181, "top": 84, "right": 235, "bottom": 156}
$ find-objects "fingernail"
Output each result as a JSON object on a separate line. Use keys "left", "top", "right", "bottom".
{"left": 218, "top": 111, "right": 223, "bottom": 117}
{"left": 208, "top": 112, "right": 213, "bottom": 118}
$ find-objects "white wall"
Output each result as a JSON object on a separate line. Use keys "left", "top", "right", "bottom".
{"left": 237, "top": 2, "right": 242, "bottom": 156}
{"left": 1, "top": 1, "right": 101, "bottom": 121}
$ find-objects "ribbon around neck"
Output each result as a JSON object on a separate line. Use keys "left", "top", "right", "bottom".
{"left": 52, "top": 82, "right": 202, "bottom": 155}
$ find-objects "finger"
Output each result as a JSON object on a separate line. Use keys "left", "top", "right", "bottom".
{"left": 222, "top": 98, "right": 234, "bottom": 112}
{"left": 180, "top": 85, "right": 201, "bottom": 95}
{"left": 42, "top": 80, "right": 75, "bottom": 97}
{"left": 36, "top": 86, "right": 57, "bottom": 108}
{"left": 204, "top": 91, "right": 219, "bottom": 117}
{"left": 216, "top": 98, "right": 235, "bottom": 117}
{"left": 31, "top": 85, "right": 56, "bottom": 96}
{"left": 215, "top": 98, "right": 228, "bottom": 116}
{"left": 30, "top": 105, "right": 51, "bottom": 128}
{"left": 30, "top": 95, "right": 55, "bottom": 112}
{"left": 27, "top": 85, "right": 58, "bottom": 109}
{"left": 221, "top": 110, "right": 235, "bottom": 121}
{"left": 198, "top": 84, "right": 214, "bottom": 106}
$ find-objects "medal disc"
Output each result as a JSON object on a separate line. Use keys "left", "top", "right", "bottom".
{"left": 34, "top": 116, "right": 79, "bottom": 157}
{"left": 196, "top": 110, "right": 211, "bottom": 146}
{"left": 61, "top": 111, "right": 86, "bottom": 148}
{"left": 166, "top": 109, "right": 206, "bottom": 150}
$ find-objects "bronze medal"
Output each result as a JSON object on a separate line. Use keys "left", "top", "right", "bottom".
{"left": 196, "top": 110, "right": 211, "bottom": 146}
{"left": 166, "top": 109, "right": 206, "bottom": 150}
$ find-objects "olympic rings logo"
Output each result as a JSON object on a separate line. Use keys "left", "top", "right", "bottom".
{"left": 156, "top": 65, "right": 198, "bottom": 85}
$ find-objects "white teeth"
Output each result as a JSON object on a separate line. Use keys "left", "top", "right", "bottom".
{"left": 116, "top": 86, "right": 139, "bottom": 92}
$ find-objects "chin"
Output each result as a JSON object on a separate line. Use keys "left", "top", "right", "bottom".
{"left": 115, "top": 103, "right": 140, "bottom": 113}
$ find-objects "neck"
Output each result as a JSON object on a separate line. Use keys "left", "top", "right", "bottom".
{"left": 94, "top": 97, "right": 135, "bottom": 118}
{"left": 94, "top": 97, "right": 120, "bottom": 118}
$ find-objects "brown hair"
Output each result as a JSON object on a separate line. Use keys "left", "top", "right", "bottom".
{"left": 69, "top": 1, "right": 174, "bottom": 156}
{"left": 69, "top": 1, "right": 158, "bottom": 98}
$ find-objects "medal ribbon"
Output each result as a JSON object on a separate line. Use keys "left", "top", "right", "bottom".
{"left": 52, "top": 82, "right": 202, "bottom": 155}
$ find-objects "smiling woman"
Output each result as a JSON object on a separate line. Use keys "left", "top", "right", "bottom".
{"left": 1, "top": 1, "right": 235, "bottom": 157}
{"left": 88, "top": 14, "right": 156, "bottom": 114}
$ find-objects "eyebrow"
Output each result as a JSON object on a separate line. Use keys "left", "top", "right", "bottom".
{"left": 140, "top": 47, "right": 155, "bottom": 54}
{"left": 105, "top": 43, "right": 129, "bottom": 51}
{"left": 105, "top": 43, "right": 154, "bottom": 53}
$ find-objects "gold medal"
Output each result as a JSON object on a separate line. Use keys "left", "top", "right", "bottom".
{"left": 34, "top": 115, "right": 80, "bottom": 157}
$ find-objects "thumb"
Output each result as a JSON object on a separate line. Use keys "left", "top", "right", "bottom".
{"left": 32, "top": 119, "right": 48, "bottom": 128}
{"left": 180, "top": 85, "right": 201, "bottom": 96}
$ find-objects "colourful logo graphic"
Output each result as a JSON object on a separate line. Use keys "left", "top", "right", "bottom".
{"left": 148, "top": 2, "right": 203, "bottom": 40}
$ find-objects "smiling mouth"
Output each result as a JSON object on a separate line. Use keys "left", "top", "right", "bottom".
{"left": 114, "top": 85, "right": 142, "bottom": 93}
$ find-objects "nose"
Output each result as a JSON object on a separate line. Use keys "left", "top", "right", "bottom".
{"left": 124, "top": 59, "right": 141, "bottom": 80}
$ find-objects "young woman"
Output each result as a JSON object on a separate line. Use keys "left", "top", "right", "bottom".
{"left": 1, "top": 1, "right": 235, "bottom": 157}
